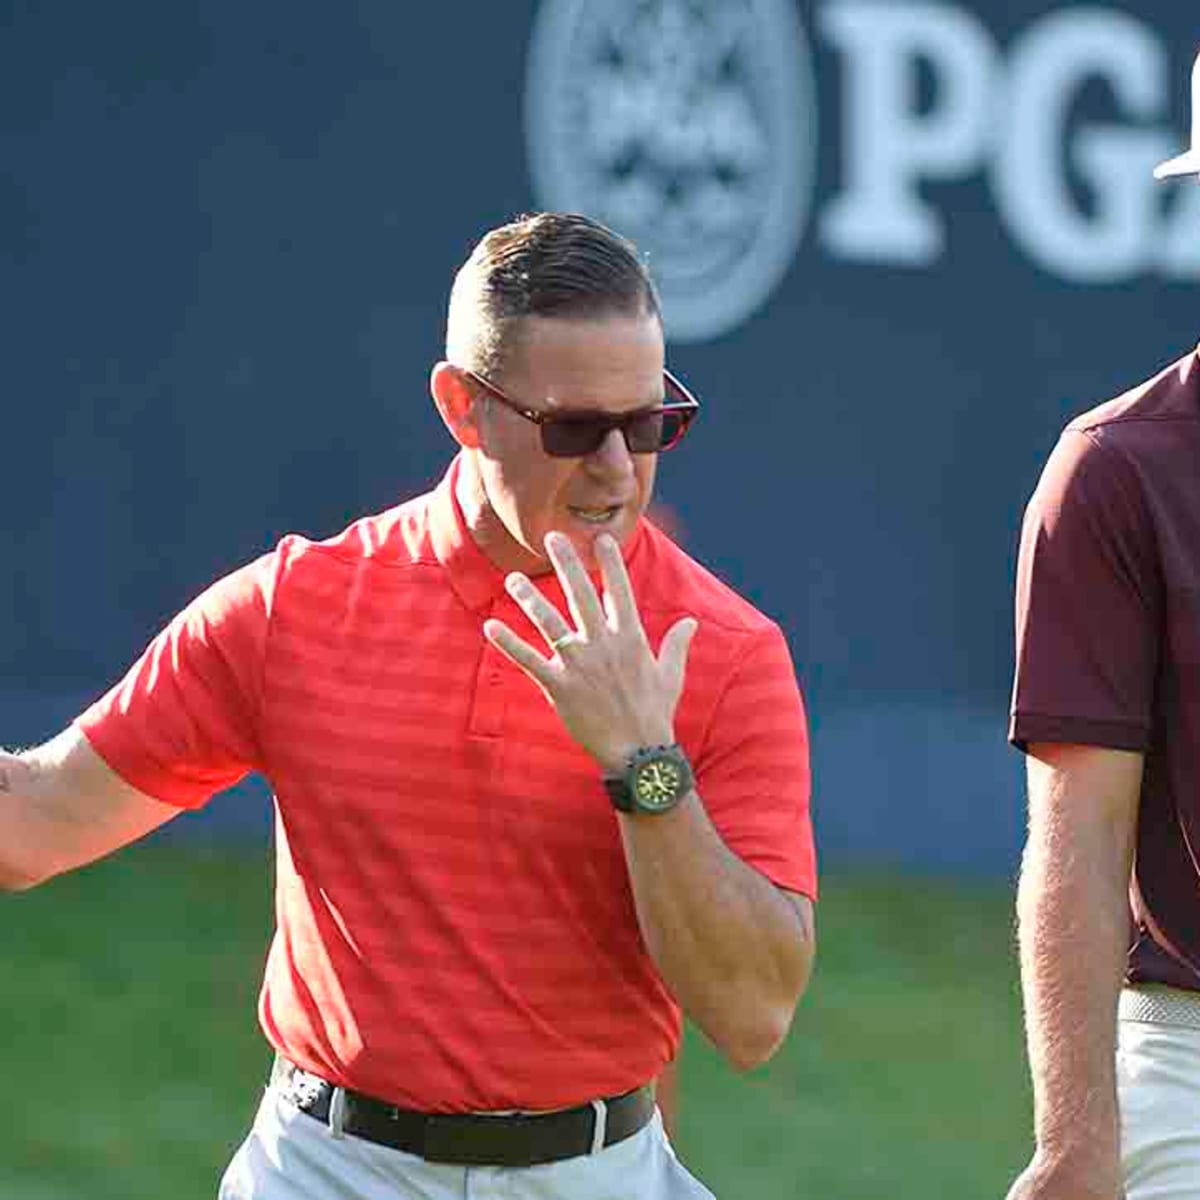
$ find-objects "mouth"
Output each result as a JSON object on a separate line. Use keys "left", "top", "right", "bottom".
{"left": 566, "top": 503, "right": 624, "bottom": 526}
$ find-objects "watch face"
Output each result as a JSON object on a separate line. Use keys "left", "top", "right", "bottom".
{"left": 633, "top": 756, "right": 684, "bottom": 811}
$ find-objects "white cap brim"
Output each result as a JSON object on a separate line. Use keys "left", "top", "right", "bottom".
{"left": 1155, "top": 149, "right": 1200, "bottom": 179}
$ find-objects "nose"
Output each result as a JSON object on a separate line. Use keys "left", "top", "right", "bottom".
{"left": 586, "top": 426, "right": 637, "bottom": 479}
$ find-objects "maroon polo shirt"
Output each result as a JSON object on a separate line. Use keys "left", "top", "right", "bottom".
{"left": 1011, "top": 347, "right": 1200, "bottom": 991}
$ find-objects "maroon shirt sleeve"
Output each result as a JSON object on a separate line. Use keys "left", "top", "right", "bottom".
{"left": 1010, "top": 428, "right": 1161, "bottom": 752}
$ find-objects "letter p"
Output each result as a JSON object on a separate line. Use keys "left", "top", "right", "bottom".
{"left": 819, "top": 1, "right": 1000, "bottom": 263}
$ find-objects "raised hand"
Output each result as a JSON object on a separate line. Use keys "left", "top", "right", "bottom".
{"left": 483, "top": 531, "right": 697, "bottom": 774}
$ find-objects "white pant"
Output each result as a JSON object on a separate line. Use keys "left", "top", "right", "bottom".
{"left": 1118, "top": 986, "right": 1200, "bottom": 1199}
{"left": 218, "top": 1088, "right": 716, "bottom": 1200}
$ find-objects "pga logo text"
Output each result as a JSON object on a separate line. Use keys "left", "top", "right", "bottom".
{"left": 527, "top": 0, "right": 1200, "bottom": 341}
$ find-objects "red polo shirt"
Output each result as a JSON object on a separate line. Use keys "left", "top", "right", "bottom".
{"left": 78, "top": 457, "right": 815, "bottom": 1112}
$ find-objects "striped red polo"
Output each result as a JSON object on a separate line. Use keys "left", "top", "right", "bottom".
{"left": 77, "top": 456, "right": 815, "bottom": 1113}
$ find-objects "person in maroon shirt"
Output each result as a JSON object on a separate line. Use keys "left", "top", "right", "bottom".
{"left": 1006, "top": 51, "right": 1200, "bottom": 1200}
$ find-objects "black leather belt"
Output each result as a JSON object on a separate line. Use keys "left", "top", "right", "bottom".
{"left": 271, "top": 1056, "right": 656, "bottom": 1167}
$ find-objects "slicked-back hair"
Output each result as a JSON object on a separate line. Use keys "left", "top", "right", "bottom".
{"left": 445, "top": 212, "right": 662, "bottom": 376}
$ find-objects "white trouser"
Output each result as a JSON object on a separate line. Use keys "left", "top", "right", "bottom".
{"left": 1118, "top": 985, "right": 1200, "bottom": 1199}
{"left": 218, "top": 1087, "right": 716, "bottom": 1200}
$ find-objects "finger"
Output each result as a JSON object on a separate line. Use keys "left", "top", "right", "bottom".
{"left": 483, "top": 619, "right": 556, "bottom": 687}
{"left": 504, "top": 572, "right": 575, "bottom": 650}
{"left": 544, "top": 532, "right": 605, "bottom": 636}
{"left": 657, "top": 617, "right": 698, "bottom": 699}
{"left": 595, "top": 533, "right": 643, "bottom": 636}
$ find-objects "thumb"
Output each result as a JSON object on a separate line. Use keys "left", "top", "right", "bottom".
{"left": 658, "top": 617, "right": 698, "bottom": 699}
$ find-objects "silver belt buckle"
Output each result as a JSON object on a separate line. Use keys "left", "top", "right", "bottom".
{"left": 328, "top": 1086, "right": 348, "bottom": 1140}
{"left": 589, "top": 1098, "right": 607, "bottom": 1155}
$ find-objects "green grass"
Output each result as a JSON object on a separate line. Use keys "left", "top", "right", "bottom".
{"left": 0, "top": 848, "right": 1033, "bottom": 1198}
{"left": 679, "top": 874, "right": 1033, "bottom": 1197}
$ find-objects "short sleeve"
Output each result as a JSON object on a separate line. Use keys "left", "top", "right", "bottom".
{"left": 75, "top": 551, "right": 279, "bottom": 808}
{"left": 695, "top": 624, "right": 816, "bottom": 899}
{"left": 1010, "top": 428, "right": 1161, "bottom": 752}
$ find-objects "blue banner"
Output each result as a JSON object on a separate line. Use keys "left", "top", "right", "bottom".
{"left": 5, "top": 2, "right": 1199, "bottom": 871}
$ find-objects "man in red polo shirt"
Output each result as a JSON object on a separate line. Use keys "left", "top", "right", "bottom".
{"left": 0, "top": 213, "right": 816, "bottom": 1198}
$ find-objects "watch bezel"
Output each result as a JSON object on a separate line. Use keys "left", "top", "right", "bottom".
{"left": 604, "top": 744, "right": 694, "bottom": 814}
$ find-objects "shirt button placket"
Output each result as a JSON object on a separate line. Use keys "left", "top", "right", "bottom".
{"left": 467, "top": 606, "right": 509, "bottom": 740}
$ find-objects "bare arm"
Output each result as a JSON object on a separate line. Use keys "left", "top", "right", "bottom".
{"left": 1006, "top": 743, "right": 1141, "bottom": 1200}
{"left": 0, "top": 727, "right": 178, "bottom": 890}
{"left": 485, "top": 531, "right": 813, "bottom": 1070}
{"left": 618, "top": 794, "right": 814, "bottom": 1070}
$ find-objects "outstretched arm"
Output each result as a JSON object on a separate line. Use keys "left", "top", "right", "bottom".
{"left": 0, "top": 727, "right": 176, "bottom": 890}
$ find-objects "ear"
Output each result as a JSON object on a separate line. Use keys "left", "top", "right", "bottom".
{"left": 430, "top": 362, "right": 483, "bottom": 449}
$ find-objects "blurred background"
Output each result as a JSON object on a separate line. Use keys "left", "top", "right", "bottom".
{"left": 2, "top": 1, "right": 1198, "bottom": 1196}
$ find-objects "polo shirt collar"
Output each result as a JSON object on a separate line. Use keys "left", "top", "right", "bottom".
{"left": 428, "top": 455, "right": 649, "bottom": 613}
{"left": 429, "top": 457, "right": 507, "bottom": 612}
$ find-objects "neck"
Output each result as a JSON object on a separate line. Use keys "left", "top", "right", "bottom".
{"left": 454, "top": 456, "right": 550, "bottom": 577}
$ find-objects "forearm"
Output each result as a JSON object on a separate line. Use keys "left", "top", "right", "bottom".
{"left": 0, "top": 731, "right": 175, "bottom": 890}
{"left": 481, "top": 535, "right": 815, "bottom": 1065}
{"left": 1017, "top": 853, "right": 1127, "bottom": 1182}
{"left": 0, "top": 749, "right": 44, "bottom": 889}
{"left": 617, "top": 790, "right": 814, "bottom": 1070}
{"left": 1016, "top": 760, "right": 1137, "bottom": 1192}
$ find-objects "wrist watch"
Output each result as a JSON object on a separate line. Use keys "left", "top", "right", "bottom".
{"left": 604, "top": 744, "right": 694, "bottom": 815}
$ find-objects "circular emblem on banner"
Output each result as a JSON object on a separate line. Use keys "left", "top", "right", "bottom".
{"left": 525, "top": 0, "right": 816, "bottom": 343}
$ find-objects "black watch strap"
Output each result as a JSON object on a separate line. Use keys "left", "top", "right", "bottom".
{"left": 604, "top": 773, "right": 638, "bottom": 813}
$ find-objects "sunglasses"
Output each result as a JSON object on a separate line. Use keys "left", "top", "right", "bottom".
{"left": 462, "top": 367, "right": 700, "bottom": 458}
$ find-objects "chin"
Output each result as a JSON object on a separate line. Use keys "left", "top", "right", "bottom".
{"left": 521, "top": 516, "right": 637, "bottom": 571}
{"left": 571, "top": 525, "right": 635, "bottom": 567}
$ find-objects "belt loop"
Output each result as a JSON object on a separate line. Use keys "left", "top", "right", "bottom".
{"left": 589, "top": 1098, "right": 607, "bottom": 1155}
{"left": 328, "top": 1086, "right": 348, "bottom": 1140}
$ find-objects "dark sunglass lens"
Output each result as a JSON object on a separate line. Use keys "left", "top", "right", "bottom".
{"left": 623, "top": 411, "right": 666, "bottom": 453}
{"left": 540, "top": 408, "right": 692, "bottom": 457}
{"left": 541, "top": 418, "right": 610, "bottom": 458}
